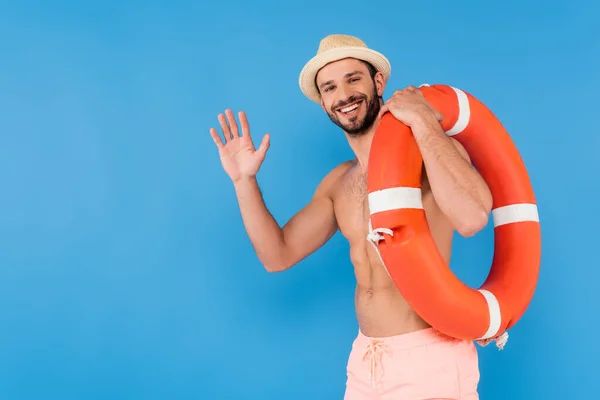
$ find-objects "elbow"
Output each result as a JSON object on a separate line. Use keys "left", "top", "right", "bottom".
{"left": 457, "top": 188, "right": 493, "bottom": 237}
{"left": 456, "top": 208, "right": 490, "bottom": 238}
{"left": 259, "top": 238, "right": 296, "bottom": 273}
{"left": 263, "top": 262, "right": 288, "bottom": 273}
{"left": 261, "top": 253, "right": 293, "bottom": 273}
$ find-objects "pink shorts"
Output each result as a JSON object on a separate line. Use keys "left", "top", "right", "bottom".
{"left": 344, "top": 328, "right": 480, "bottom": 400}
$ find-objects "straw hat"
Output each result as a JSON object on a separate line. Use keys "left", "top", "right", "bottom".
{"left": 298, "top": 34, "right": 391, "bottom": 103}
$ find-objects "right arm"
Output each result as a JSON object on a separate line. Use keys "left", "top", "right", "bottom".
{"left": 210, "top": 109, "right": 341, "bottom": 272}
{"left": 233, "top": 166, "right": 342, "bottom": 272}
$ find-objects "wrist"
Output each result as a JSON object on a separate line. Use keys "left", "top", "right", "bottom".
{"left": 410, "top": 112, "right": 443, "bottom": 139}
{"left": 233, "top": 175, "right": 257, "bottom": 191}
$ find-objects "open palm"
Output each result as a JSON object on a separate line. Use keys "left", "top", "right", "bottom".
{"left": 210, "top": 109, "right": 270, "bottom": 182}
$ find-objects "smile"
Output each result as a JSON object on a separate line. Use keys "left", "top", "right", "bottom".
{"left": 337, "top": 100, "right": 363, "bottom": 115}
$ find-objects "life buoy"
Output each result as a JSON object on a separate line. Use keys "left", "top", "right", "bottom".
{"left": 366, "top": 84, "right": 541, "bottom": 348}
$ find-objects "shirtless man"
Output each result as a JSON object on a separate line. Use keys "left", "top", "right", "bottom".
{"left": 209, "top": 34, "right": 493, "bottom": 399}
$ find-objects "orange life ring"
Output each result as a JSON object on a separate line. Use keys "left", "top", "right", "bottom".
{"left": 366, "top": 84, "right": 541, "bottom": 348}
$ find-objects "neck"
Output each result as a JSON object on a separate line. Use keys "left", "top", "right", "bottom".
{"left": 344, "top": 97, "right": 384, "bottom": 171}
{"left": 345, "top": 122, "right": 378, "bottom": 171}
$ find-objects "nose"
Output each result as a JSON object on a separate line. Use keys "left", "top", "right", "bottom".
{"left": 337, "top": 89, "right": 359, "bottom": 109}
{"left": 338, "top": 84, "right": 349, "bottom": 98}
{"left": 337, "top": 84, "right": 354, "bottom": 105}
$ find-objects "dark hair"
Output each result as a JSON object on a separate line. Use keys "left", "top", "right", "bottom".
{"left": 361, "top": 60, "right": 378, "bottom": 79}
{"left": 315, "top": 59, "right": 379, "bottom": 95}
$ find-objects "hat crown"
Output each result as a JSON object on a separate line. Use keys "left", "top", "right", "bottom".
{"left": 299, "top": 33, "right": 390, "bottom": 103}
{"left": 317, "top": 34, "right": 367, "bottom": 54}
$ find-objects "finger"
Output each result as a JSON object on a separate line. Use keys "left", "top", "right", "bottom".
{"left": 256, "top": 133, "right": 270, "bottom": 159}
{"left": 218, "top": 113, "right": 232, "bottom": 142}
{"left": 238, "top": 111, "right": 250, "bottom": 138}
{"left": 225, "top": 109, "right": 240, "bottom": 138}
{"left": 378, "top": 103, "right": 389, "bottom": 118}
{"left": 209, "top": 127, "right": 225, "bottom": 149}
{"left": 435, "top": 110, "right": 444, "bottom": 122}
{"left": 424, "top": 100, "right": 443, "bottom": 121}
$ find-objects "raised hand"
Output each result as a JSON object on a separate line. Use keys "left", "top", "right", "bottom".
{"left": 209, "top": 109, "right": 270, "bottom": 183}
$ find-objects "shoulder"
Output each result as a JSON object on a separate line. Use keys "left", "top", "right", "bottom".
{"left": 314, "top": 160, "right": 354, "bottom": 198}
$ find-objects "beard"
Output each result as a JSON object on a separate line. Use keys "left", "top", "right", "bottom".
{"left": 326, "top": 87, "right": 381, "bottom": 137}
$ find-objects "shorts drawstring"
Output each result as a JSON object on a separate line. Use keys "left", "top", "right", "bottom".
{"left": 362, "top": 339, "right": 386, "bottom": 388}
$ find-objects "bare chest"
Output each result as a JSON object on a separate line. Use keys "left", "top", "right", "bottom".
{"left": 332, "top": 166, "right": 433, "bottom": 245}
{"left": 332, "top": 170, "right": 371, "bottom": 244}
{"left": 330, "top": 163, "right": 453, "bottom": 288}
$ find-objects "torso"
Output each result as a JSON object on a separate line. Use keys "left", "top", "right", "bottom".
{"left": 330, "top": 160, "right": 454, "bottom": 337}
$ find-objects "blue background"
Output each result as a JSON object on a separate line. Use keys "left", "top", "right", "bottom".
{"left": 0, "top": 0, "right": 598, "bottom": 398}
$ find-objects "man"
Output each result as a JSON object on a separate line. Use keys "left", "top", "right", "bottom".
{"left": 209, "top": 34, "right": 493, "bottom": 399}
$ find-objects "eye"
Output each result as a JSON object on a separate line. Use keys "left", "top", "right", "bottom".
{"left": 324, "top": 85, "right": 335, "bottom": 92}
{"left": 349, "top": 77, "right": 360, "bottom": 83}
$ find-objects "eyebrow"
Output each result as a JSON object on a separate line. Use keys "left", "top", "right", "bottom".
{"left": 318, "top": 70, "right": 364, "bottom": 90}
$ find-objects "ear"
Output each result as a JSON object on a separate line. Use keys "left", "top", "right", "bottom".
{"left": 374, "top": 71, "right": 386, "bottom": 97}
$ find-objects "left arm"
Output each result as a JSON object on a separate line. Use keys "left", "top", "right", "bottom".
{"left": 411, "top": 113, "right": 492, "bottom": 237}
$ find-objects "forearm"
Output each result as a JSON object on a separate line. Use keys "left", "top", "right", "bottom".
{"left": 233, "top": 177, "right": 288, "bottom": 271}
{"left": 411, "top": 115, "right": 492, "bottom": 236}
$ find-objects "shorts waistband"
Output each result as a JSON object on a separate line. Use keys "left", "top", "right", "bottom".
{"left": 357, "top": 327, "right": 460, "bottom": 350}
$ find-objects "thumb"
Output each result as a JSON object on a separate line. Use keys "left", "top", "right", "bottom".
{"left": 435, "top": 109, "right": 444, "bottom": 122}
{"left": 378, "top": 103, "right": 389, "bottom": 118}
{"left": 256, "top": 133, "right": 270, "bottom": 159}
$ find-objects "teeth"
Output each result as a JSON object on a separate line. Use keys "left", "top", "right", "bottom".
{"left": 340, "top": 102, "right": 360, "bottom": 113}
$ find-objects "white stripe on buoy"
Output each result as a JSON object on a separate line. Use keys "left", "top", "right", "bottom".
{"left": 477, "top": 289, "right": 502, "bottom": 340}
{"left": 445, "top": 87, "right": 471, "bottom": 136}
{"left": 367, "top": 187, "right": 423, "bottom": 215}
{"left": 492, "top": 203, "right": 539, "bottom": 227}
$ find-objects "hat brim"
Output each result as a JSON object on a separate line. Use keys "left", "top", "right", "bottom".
{"left": 298, "top": 46, "right": 391, "bottom": 103}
